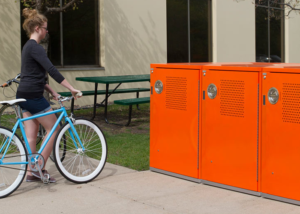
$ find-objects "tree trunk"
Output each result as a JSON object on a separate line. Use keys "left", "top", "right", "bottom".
{"left": 40, "top": 34, "right": 50, "bottom": 102}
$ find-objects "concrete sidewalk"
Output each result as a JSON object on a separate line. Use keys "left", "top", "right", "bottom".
{"left": 1, "top": 162, "right": 299, "bottom": 214}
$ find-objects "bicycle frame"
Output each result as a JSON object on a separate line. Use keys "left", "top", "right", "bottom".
{"left": 0, "top": 106, "right": 85, "bottom": 165}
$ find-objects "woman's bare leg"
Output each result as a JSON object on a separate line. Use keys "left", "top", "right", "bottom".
{"left": 36, "top": 108, "right": 60, "bottom": 168}
{"left": 22, "top": 111, "right": 39, "bottom": 176}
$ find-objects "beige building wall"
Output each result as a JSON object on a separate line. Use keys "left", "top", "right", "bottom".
{"left": 100, "top": 0, "right": 166, "bottom": 98}
{"left": 285, "top": 9, "right": 300, "bottom": 63}
{"left": 51, "top": 0, "right": 167, "bottom": 107}
{"left": 0, "top": 0, "right": 21, "bottom": 102}
{"left": 4, "top": 0, "right": 300, "bottom": 108}
{"left": 212, "top": 0, "right": 255, "bottom": 62}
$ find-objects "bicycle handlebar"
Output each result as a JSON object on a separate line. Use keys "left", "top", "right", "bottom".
{"left": 1, "top": 83, "right": 8, "bottom": 88}
{"left": 1, "top": 74, "right": 82, "bottom": 106}
{"left": 53, "top": 92, "right": 83, "bottom": 104}
{"left": 1, "top": 73, "right": 21, "bottom": 88}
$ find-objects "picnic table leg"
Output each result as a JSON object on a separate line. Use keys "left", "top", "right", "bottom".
{"left": 100, "top": 83, "right": 121, "bottom": 124}
{"left": 104, "top": 83, "right": 109, "bottom": 123}
{"left": 91, "top": 83, "right": 98, "bottom": 120}
{"left": 125, "top": 105, "right": 133, "bottom": 126}
{"left": 136, "top": 91, "right": 140, "bottom": 110}
{"left": 71, "top": 98, "right": 74, "bottom": 115}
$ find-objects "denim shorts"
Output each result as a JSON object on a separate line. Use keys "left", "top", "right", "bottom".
{"left": 16, "top": 96, "right": 51, "bottom": 116}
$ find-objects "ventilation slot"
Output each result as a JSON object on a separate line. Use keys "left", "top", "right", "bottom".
{"left": 220, "top": 80, "right": 245, "bottom": 118}
{"left": 282, "top": 83, "right": 300, "bottom": 124}
{"left": 166, "top": 76, "right": 187, "bottom": 111}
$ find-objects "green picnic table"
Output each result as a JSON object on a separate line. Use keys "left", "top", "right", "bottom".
{"left": 75, "top": 74, "right": 150, "bottom": 124}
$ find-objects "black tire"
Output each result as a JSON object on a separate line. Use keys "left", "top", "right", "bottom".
{"left": 35, "top": 124, "right": 45, "bottom": 145}
{"left": 48, "top": 113, "right": 66, "bottom": 162}
{"left": 0, "top": 126, "right": 28, "bottom": 198}
{"left": 53, "top": 119, "right": 107, "bottom": 183}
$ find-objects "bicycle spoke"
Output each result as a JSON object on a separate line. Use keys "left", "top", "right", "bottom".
{"left": 54, "top": 119, "right": 107, "bottom": 183}
{"left": 62, "top": 154, "right": 79, "bottom": 167}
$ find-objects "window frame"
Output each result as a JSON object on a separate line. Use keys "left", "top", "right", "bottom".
{"left": 56, "top": 0, "right": 100, "bottom": 68}
{"left": 167, "top": 0, "right": 212, "bottom": 63}
{"left": 256, "top": 0, "right": 285, "bottom": 62}
{"left": 20, "top": 0, "right": 101, "bottom": 69}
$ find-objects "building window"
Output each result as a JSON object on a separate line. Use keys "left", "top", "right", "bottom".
{"left": 21, "top": 0, "right": 99, "bottom": 67}
{"left": 256, "top": 0, "right": 284, "bottom": 62}
{"left": 167, "top": 0, "right": 212, "bottom": 63}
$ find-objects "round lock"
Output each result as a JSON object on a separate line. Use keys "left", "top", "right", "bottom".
{"left": 268, "top": 87, "right": 279, "bottom": 105}
{"left": 207, "top": 84, "right": 217, "bottom": 99}
{"left": 154, "top": 80, "right": 163, "bottom": 94}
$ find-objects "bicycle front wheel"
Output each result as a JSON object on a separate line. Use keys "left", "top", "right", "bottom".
{"left": 0, "top": 127, "right": 27, "bottom": 198}
{"left": 53, "top": 119, "right": 107, "bottom": 183}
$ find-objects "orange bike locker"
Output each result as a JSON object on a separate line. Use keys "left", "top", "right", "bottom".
{"left": 150, "top": 63, "right": 212, "bottom": 181}
{"left": 201, "top": 65, "right": 264, "bottom": 195}
{"left": 262, "top": 66, "right": 300, "bottom": 205}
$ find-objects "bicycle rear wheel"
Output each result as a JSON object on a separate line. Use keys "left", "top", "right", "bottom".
{"left": 0, "top": 127, "right": 27, "bottom": 198}
{"left": 53, "top": 119, "right": 107, "bottom": 183}
{"left": 0, "top": 105, "right": 22, "bottom": 136}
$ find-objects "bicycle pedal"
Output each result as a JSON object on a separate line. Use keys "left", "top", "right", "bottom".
{"left": 42, "top": 174, "right": 50, "bottom": 184}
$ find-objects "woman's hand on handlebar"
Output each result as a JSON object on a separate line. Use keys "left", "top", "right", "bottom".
{"left": 70, "top": 88, "right": 82, "bottom": 100}
{"left": 51, "top": 91, "right": 61, "bottom": 101}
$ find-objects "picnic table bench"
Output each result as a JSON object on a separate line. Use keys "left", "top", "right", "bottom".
{"left": 114, "top": 97, "right": 150, "bottom": 126}
{"left": 58, "top": 74, "right": 150, "bottom": 126}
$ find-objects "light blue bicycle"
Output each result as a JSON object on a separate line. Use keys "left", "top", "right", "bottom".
{"left": 0, "top": 94, "right": 107, "bottom": 198}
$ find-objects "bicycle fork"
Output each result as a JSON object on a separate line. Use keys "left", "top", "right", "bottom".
{"left": 66, "top": 117, "right": 85, "bottom": 151}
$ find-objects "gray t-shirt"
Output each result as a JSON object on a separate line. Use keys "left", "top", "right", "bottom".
{"left": 17, "top": 39, "right": 65, "bottom": 99}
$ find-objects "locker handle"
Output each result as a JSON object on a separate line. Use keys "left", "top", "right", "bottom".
{"left": 203, "top": 91, "right": 205, "bottom": 100}
{"left": 263, "top": 95, "right": 265, "bottom": 105}
{"left": 151, "top": 86, "right": 153, "bottom": 95}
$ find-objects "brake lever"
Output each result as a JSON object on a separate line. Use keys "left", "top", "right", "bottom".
{"left": 15, "top": 73, "right": 21, "bottom": 79}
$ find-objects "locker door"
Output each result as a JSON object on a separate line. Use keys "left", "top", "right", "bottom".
{"left": 150, "top": 68, "right": 200, "bottom": 178}
{"left": 262, "top": 73, "right": 300, "bottom": 201}
{"left": 202, "top": 70, "right": 259, "bottom": 191}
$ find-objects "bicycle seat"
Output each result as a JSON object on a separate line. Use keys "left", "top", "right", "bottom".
{"left": 0, "top": 99, "right": 26, "bottom": 105}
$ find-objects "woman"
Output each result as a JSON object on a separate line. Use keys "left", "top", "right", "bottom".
{"left": 17, "top": 8, "right": 81, "bottom": 183}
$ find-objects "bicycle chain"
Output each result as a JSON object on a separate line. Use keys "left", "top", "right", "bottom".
{"left": 0, "top": 153, "right": 43, "bottom": 173}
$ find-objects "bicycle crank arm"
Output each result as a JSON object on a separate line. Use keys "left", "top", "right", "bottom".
{"left": 35, "top": 163, "right": 50, "bottom": 184}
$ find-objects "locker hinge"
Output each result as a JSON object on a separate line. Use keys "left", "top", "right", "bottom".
{"left": 263, "top": 73, "right": 267, "bottom": 80}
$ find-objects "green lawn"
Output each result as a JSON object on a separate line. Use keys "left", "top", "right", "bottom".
{"left": 104, "top": 131, "right": 149, "bottom": 171}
